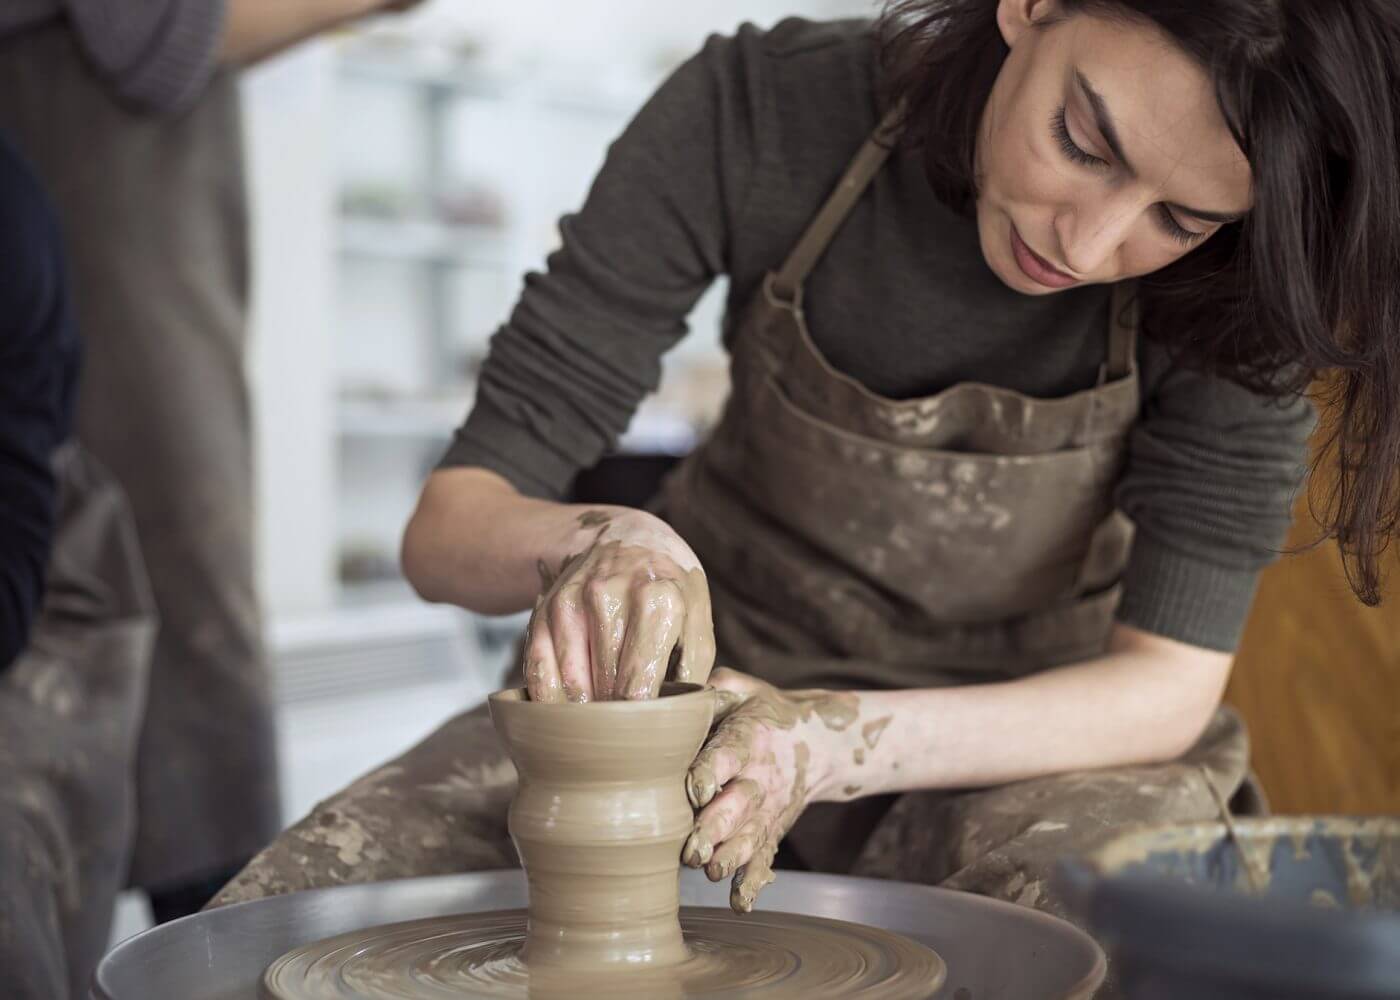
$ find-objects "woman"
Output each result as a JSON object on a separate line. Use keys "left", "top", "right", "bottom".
{"left": 220, "top": 0, "right": 1399, "bottom": 920}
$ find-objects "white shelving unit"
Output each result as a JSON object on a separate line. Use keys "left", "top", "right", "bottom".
{"left": 337, "top": 217, "right": 508, "bottom": 267}
{"left": 222, "top": 2, "right": 870, "bottom": 915}
{"left": 328, "top": 37, "right": 724, "bottom": 610}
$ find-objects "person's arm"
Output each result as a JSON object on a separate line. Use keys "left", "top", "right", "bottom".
{"left": 219, "top": 0, "right": 421, "bottom": 67}
{"left": 683, "top": 625, "right": 1228, "bottom": 911}
{"left": 818, "top": 624, "right": 1229, "bottom": 796}
{"left": 56, "top": 0, "right": 415, "bottom": 114}
{"left": 405, "top": 29, "right": 769, "bottom": 699}
{"left": 0, "top": 135, "right": 79, "bottom": 670}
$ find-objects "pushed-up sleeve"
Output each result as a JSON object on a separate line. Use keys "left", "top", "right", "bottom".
{"left": 64, "top": 0, "right": 226, "bottom": 113}
{"left": 1115, "top": 353, "right": 1315, "bottom": 652}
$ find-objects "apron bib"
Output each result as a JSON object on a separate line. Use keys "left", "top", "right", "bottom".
{"left": 658, "top": 109, "right": 1139, "bottom": 691}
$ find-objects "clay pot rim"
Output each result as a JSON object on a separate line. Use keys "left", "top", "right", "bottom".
{"left": 489, "top": 682, "right": 712, "bottom": 712}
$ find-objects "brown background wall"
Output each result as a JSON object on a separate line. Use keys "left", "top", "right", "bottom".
{"left": 1226, "top": 490, "right": 1400, "bottom": 815}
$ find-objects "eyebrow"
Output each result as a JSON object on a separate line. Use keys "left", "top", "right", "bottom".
{"left": 1074, "top": 70, "right": 1248, "bottom": 225}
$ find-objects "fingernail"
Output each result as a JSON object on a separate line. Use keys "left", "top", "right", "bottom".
{"left": 687, "top": 771, "right": 715, "bottom": 809}
{"left": 730, "top": 874, "right": 754, "bottom": 913}
{"left": 681, "top": 830, "right": 709, "bottom": 868}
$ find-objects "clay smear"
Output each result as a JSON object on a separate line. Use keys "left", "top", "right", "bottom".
{"left": 260, "top": 907, "right": 946, "bottom": 999}
{"left": 525, "top": 512, "right": 714, "bottom": 703}
{"left": 683, "top": 681, "right": 863, "bottom": 911}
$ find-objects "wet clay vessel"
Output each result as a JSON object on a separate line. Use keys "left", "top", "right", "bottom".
{"left": 261, "top": 684, "right": 946, "bottom": 999}
{"left": 491, "top": 682, "right": 714, "bottom": 970}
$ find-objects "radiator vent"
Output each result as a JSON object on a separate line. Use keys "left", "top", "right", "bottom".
{"left": 269, "top": 603, "right": 476, "bottom": 705}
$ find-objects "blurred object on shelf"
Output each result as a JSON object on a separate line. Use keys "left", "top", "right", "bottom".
{"left": 337, "top": 29, "right": 509, "bottom": 96}
{"left": 337, "top": 216, "right": 507, "bottom": 266}
{"left": 336, "top": 390, "right": 473, "bottom": 440}
{"left": 436, "top": 183, "right": 507, "bottom": 228}
{"left": 338, "top": 541, "right": 400, "bottom": 584}
{"left": 340, "top": 182, "right": 416, "bottom": 220}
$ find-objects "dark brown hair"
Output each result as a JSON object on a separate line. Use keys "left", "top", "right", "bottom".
{"left": 879, "top": 0, "right": 1400, "bottom": 604}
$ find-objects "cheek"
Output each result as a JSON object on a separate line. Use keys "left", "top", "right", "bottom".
{"left": 983, "top": 122, "right": 1076, "bottom": 210}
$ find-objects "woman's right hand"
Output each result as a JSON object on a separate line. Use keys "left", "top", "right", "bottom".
{"left": 523, "top": 508, "right": 715, "bottom": 703}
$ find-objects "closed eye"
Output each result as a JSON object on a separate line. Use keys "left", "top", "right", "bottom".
{"left": 1050, "top": 105, "right": 1105, "bottom": 168}
{"left": 1051, "top": 105, "right": 1207, "bottom": 248}
{"left": 1155, "top": 204, "right": 1206, "bottom": 247}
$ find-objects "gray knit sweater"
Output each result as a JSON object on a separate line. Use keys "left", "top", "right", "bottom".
{"left": 441, "top": 18, "right": 1315, "bottom": 653}
{"left": 0, "top": 0, "right": 225, "bottom": 113}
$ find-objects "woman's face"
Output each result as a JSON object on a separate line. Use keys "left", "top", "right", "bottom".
{"left": 975, "top": 0, "right": 1253, "bottom": 294}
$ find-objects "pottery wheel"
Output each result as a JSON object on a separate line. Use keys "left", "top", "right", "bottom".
{"left": 260, "top": 906, "right": 946, "bottom": 999}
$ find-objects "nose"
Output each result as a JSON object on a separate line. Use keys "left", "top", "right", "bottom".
{"left": 1054, "top": 197, "right": 1134, "bottom": 277}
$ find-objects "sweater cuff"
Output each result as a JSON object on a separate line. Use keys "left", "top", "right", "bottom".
{"left": 1115, "top": 532, "right": 1265, "bottom": 653}
{"left": 72, "top": 0, "right": 226, "bottom": 114}
{"left": 437, "top": 402, "right": 578, "bottom": 502}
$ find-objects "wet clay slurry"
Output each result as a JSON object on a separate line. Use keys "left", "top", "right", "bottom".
{"left": 261, "top": 685, "right": 947, "bottom": 999}
{"left": 260, "top": 907, "right": 945, "bottom": 999}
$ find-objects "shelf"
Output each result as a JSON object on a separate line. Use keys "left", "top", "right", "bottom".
{"left": 338, "top": 217, "right": 508, "bottom": 267}
{"left": 337, "top": 394, "right": 470, "bottom": 441}
{"left": 338, "top": 49, "right": 509, "bottom": 99}
{"left": 336, "top": 48, "right": 650, "bottom": 118}
{"left": 336, "top": 394, "right": 697, "bottom": 456}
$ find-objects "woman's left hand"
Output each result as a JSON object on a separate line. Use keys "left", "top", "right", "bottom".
{"left": 682, "top": 667, "right": 862, "bottom": 912}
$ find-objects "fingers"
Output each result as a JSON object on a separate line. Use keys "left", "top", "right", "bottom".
{"left": 546, "top": 584, "right": 594, "bottom": 703}
{"left": 709, "top": 666, "right": 766, "bottom": 699}
{"left": 682, "top": 777, "right": 763, "bottom": 868}
{"left": 523, "top": 598, "right": 564, "bottom": 703}
{"left": 686, "top": 723, "right": 755, "bottom": 809}
{"left": 673, "top": 586, "right": 716, "bottom": 686}
{"left": 703, "top": 815, "right": 767, "bottom": 884}
{"left": 614, "top": 580, "right": 684, "bottom": 701}
{"left": 730, "top": 841, "right": 778, "bottom": 914}
{"left": 584, "top": 578, "right": 627, "bottom": 701}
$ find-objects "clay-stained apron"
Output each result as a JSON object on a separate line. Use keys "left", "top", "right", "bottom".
{"left": 654, "top": 106, "right": 1248, "bottom": 875}
{"left": 657, "top": 105, "right": 1138, "bottom": 695}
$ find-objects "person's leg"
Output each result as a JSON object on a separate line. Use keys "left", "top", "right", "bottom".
{"left": 211, "top": 704, "right": 519, "bottom": 907}
{"left": 852, "top": 707, "right": 1254, "bottom": 920}
{"left": 0, "top": 447, "right": 155, "bottom": 999}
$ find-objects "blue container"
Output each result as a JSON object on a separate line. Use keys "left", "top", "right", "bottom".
{"left": 1059, "top": 817, "right": 1400, "bottom": 999}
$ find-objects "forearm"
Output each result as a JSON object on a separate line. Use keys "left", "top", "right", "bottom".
{"left": 817, "top": 626, "right": 1232, "bottom": 801}
{"left": 219, "top": 0, "right": 385, "bottom": 65}
{"left": 401, "top": 467, "right": 619, "bottom": 615}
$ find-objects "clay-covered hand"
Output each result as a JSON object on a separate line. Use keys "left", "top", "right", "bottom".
{"left": 523, "top": 508, "right": 716, "bottom": 703}
{"left": 682, "top": 668, "right": 860, "bottom": 913}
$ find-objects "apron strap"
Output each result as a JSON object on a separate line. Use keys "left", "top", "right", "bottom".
{"left": 770, "top": 104, "right": 904, "bottom": 304}
{"left": 1104, "top": 280, "right": 1139, "bottom": 382}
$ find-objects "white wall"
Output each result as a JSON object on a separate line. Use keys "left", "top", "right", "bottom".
{"left": 243, "top": 48, "right": 339, "bottom": 616}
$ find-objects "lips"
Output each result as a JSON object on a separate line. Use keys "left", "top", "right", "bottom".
{"left": 1010, "top": 224, "right": 1077, "bottom": 289}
